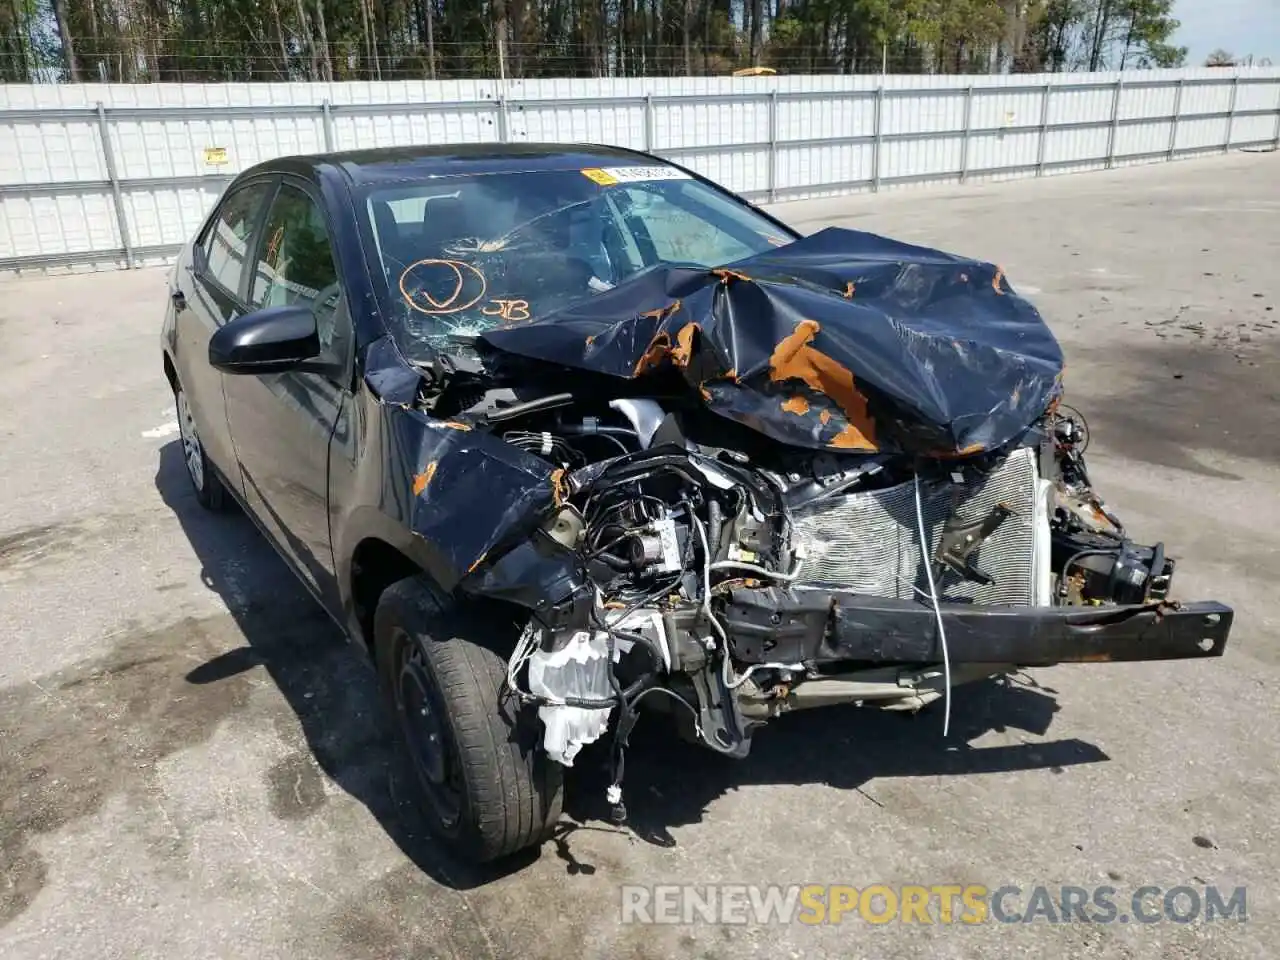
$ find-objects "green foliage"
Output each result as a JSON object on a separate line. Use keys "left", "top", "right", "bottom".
{"left": 1115, "top": 0, "right": 1185, "bottom": 68}
{"left": 0, "top": 0, "right": 1196, "bottom": 82}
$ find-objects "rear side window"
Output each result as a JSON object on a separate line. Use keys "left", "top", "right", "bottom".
{"left": 202, "top": 182, "right": 273, "bottom": 295}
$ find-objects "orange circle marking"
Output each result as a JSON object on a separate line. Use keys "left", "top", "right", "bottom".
{"left": 399, "top": 258, "right": 488, "bottom": 315}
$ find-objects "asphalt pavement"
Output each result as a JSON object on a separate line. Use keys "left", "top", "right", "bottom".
{"left": 1, "top": 151, "right": 1277, "bottom": 959}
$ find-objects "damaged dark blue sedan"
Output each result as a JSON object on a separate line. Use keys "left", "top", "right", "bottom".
{"left": 161, "top": 143, "right": 1232, "bottom": 863}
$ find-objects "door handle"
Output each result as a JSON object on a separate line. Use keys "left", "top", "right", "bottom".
{"left": 171, "top": 289, "right": 187, "bottom": 310}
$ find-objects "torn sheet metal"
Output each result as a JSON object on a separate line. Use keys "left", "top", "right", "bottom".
{"left": 478, "top": 227, "right": 1065, "bottom": 457}
{"left": 384, "top": 405, "right": 558, "bottom": 590}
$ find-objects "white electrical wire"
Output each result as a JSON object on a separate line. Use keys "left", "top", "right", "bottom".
{"left": 695, "top": 517, "right": 809, "bottom": 691}
{"left": 913, "top": 473, "right": 952, "bottom": 738}
{"left": 629, "top": 686, "right": 705, "bottom": 739}
{"left": 692, "top": 512, "right": 750, "bottom": 698}
{"left": 725, "top": 661, "right": 807, "bottom": 690}
{"left": 691, "top": 514, "right": 728, "bottom": 646}
{"left": 506, "top": 621, "right": 541, "bottom": 698}
{"left": 708, "top": 558, "right": 805, "bottom": 582}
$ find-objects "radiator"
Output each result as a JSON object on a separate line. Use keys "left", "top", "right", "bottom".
{"left": 792, "top": 446, "right": 1040, "bottom": 606}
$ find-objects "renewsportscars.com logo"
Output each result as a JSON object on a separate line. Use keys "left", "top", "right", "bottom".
{"left": 620, "top": 884, "right": 1248, "bottom": 926}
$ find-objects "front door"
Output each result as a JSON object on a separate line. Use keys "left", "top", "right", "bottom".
{"left": 222, "top": 177, "right": 354, "bottom": 614}
{"left": 178, "top": 177, "right": 276, "bottom": 488}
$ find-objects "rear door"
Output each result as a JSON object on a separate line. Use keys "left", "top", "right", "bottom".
{"left": 222, "top": 177, "right": 353, "bottom": 613}
{"left": 177, "top": 177, "right": 277, "bottom": 491}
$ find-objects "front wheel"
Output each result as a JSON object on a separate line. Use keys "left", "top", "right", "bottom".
{"left": 374, "top": 578, "right": 563, "bottom": 862}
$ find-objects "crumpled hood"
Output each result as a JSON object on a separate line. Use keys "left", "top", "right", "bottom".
{"left": 478, "top": 227, "right": 1065, "bottom": 457}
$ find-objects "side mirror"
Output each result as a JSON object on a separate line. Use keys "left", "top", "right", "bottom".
{"left": 209, "top": 304, "right": 320, "bottom": 375}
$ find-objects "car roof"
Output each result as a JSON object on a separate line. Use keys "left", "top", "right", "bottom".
{"left": 257, "top": 142, "right": 666, "bottom": 190}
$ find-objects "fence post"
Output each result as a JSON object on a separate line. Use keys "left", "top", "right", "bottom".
{"left": 1273, "top": 80, "right": 1280, "bottom": 149}
{"left": 96, "top": 101, "right": 134, "bottom": 270}
{"left": 872, "top": 85, "right": 884, "bottom": 191}
{"left": 959, "top": 84, "right": 973, "bottom": 183}
{"left": 496, "top": 96, "right": 509, "bottom": 142}
{"left": 1105, "top": 75, "right": 1123, "bottom": 169}
{"left": 321, "top": 99, "right": 334, "bottom": 151}
{"left": 767, "top": 89, "right": 778, "bottom": 202}
{"left": 643, "top": 94, "right": 655, "bottom": 154}
{"left": 1167, "top": 77, "right": 1185, "bottom": 161}
{"left": 1224, "top": 75, "right": 1239, "bottom": 152}
{"left": 1036, "top": 82, "right": 1052, "bottom": 176}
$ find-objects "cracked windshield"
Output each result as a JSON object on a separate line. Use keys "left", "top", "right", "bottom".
{"left": 365, "top": 165, "right": 790, "bottom": 357}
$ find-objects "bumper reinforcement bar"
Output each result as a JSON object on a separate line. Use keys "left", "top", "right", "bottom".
{"left": 721, "top": 588, "right": 1232, "bottom": 665}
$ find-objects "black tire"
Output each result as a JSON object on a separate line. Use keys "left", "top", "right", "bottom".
{"left": 374, "top": 577, "right": 564, "bottom": 862}
{"left": 173, "top": 380, "right": 227, "bottom": 511}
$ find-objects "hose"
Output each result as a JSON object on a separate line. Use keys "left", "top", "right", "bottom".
{"left": 483, "top": 392, "right": 575, "bottom": 424}
{"left": 708, "top": 558, "right": 805, "bottom": 582}
{"left": 914, "top": 473, "right": 952, "bottom": 739}
{"left": 1059, "top": 547, "right": 1123, "bottom": 600}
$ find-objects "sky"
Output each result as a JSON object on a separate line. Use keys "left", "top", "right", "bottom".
{"left": 1174, "top": 0, "right": 1280, "bottom": 64}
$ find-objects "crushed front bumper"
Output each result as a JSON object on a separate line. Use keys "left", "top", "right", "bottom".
{"left": 721, "top": 587, "right": 1233, "bottom": 666}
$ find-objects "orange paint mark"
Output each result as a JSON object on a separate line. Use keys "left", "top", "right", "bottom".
{"left": 442, "top": 421, "right": 471, "bottom": 431}
{"left": 768, "top": 319, "right": 877, "bottom": 451}
{"left": 713, "top": 268, "right": 751, "bottom": 284}
{"left": 829, "top": 425, "right": 872, "bottom": 449}
{"left": 781, "top": 395, "right": 810, "bottom": 416}
{"left": 412, "top": 462, "right": 438, "bottom": 496}
{"left": 634, "top": 332, "right": 672, "bottom": 376}
{"left": 585, "top": 334, "right": 596, "bottom": 347}
{"left": 696, "top": 365, "right": 740, "bottom": 403}
{"left": 843, "top": 281, "right": 855, "bottom": 299}
{"left": 672, "top": 323, "right": 700, "bottom": 367}
{"left": 467, "top": 551, "right": 488, "bottom": 575}
{"left": 399, "top": 258, "right": 488, "bottom": 315}
{"left": 992, "top": 266, "right": 1005, "bottom": 295}
{"left": 265, "top": 226, "right": 284, "bottom": 267}
{"left": 481, "top": 298, "right": 532, "bottom": 323}
{"left": 927, "top": 442, "right": 987, "bottom": 459}
{"left": 640, "top": 299, "right": 682, "bottom": 321}
{"left": 550, "top": 468, "right": 570, "bottom": 508}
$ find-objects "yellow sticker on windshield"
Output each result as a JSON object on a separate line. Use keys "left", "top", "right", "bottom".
{"left": 584, "top": 165, "right": 692, "bottom": 185}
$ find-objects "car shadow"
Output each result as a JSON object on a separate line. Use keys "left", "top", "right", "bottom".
{"left": 158, "top": 440, "right": 1108, "bottom": 886}
{"left": 157, "top": 440, "right": 535, "bottom": 890}
{"left": 562, "top": 672, "right": 1107, "bottom": 853}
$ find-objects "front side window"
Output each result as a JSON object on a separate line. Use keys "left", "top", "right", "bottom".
{"left": 202, "top": 181, "right": 272, "bottom": 295}
{"left": 362, "top": 165, "right": 791, "bottom": 359}
{"left": 250, "top": 183, "right": 343, "bottom": 351}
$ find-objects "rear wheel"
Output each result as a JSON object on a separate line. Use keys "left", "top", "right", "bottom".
{"left": 174, "top": 381, "right": 226, "bottom": 511}
{"left": 374, "top": 578, "right": 563, "bottom": 862}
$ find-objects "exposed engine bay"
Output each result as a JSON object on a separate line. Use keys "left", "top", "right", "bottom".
{"left": 424, "top": 383, "right": 1228, "bottom": 822}
{"left": 391, "top": 227, "right": 1232, "bottom": 821}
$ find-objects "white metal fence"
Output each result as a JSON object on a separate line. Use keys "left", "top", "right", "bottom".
{"left": 2, "top": 67, "right": 1278, "bottom": 274}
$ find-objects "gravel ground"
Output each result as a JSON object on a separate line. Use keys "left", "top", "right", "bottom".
{"left": 1, "top": 151, "right": 1277, "bottom": 959}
